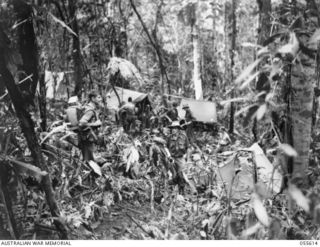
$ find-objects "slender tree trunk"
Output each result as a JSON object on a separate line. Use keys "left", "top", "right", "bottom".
{"left": 314, "top": 43, "right": 320, "bottom": 129}
{"left": 192, "top": 1, "right": 203, "bottom": 100}
{"left": 257, "top": 0, "right": 271, "bottom": 46}
{"left": 152, "top": 0, "right": 171, "bottom": 94}
{"left": 129, "top": 0, "right": 170, "bottom": 95}
{"left": 290, "top": 54, "right": 314, "bottom": 186}
{"left": 283, "top": 4, "right": 314, "bottom": 187}
{"left": 211, "top": 0, "right": 216, "bottom": 52}
{"left": 0, "top": 165, "right": 18, "bottom": 239}
{"left": 254, "top": 0, "right": 271, "bottom": 141}
{"left": 69, "top": 0, "right": 83, "bottom": 97}
{"left": 223, "top": 1, "right": 229, "bottom": 93}
{"left": 38, "top": 72, "right": 47, "bottom": 131}
{"left": 118, "top": 0, "right": 129, "bottom": 59}
{"left": 307, "top": 0, "right": 320, "bottom": 130}
{"left": 228, "top": 0, "right": 237, "bottom": 133}
{"left": 283, "top": 64, "right": 309, "bottom": 188}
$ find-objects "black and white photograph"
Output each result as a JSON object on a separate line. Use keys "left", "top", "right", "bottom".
{"left": 0, "top": 0, "right": 319, "bottom": 242}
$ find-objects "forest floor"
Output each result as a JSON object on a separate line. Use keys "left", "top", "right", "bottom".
{"left": 68, "top": 122, "right": 320, "bottom": 240}
{"left": 93, "top": 187, "right": 220, "bottom": 240}
{"left": 94, "top": 198, "right": 187, "bottom": 240}
{"left": 3, "top": 114, "right": 320, "bottom": 240}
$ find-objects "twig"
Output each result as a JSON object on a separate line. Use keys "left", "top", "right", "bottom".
{"left": 210, "top": 209, "right": 227, "bottom": 235}
{"left": 70, "top": 184, "right": 91, "bottom": 196}
{"left": 147, "top": 179, "right": 155, "bottom": 213}
{"left": 235, "top": 198, "right": 251, "bottom": 206}
{"left": 116, "top": 204, "right": 144, "bottom": 215}
{"left": 125, "top": 213, "right": 155, "bottom": 239}
{"left": 72, "top": 186, "right": 99, "bottom": 200}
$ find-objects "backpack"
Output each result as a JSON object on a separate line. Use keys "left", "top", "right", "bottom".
{"left": 65, "top": 106, "right": 83, "bottom": 127}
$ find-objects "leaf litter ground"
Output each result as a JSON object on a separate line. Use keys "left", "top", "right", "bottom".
{"left": 4, "top": 115, "right": 320, "bottom": 240}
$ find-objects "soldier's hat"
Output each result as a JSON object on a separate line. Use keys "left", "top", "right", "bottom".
{"left": 182, "top": 104, "right": 189, "bottom": 109}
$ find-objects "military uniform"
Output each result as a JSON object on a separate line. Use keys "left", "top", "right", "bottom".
{"left": 119, "top": 102, "right": 136, "bottom": 132}
{"left": 65, "top": 96, "right": 82, "bottom": 127}
{"left": 79, "top": 102, "right": 100, "bottom": 161}
{"left": 167, "top": 106, "right": 179, "bottom": 122}
{"left": 149, "top": 136, "right": 172, "bottom": 178}
{"left": 184, "top": 106, "right": 196, "bottom": 143}
{"left": 167, "top": 128, "right": 189, "bottom": 194}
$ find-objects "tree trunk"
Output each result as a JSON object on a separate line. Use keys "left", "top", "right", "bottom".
{"left": 257, "top": 0, "right": 271, "bottom": 46}
{"left": 290, "top": 58, "right": 314, "bottom": 185}
{"left": 192, "top": 1, "right": 203, "bottom": 100}
{"left": 12, "top": 0, "right": 39, "bottom": 106}
{"left": 280, "top": 3, "right": 314, "bottom": 187}
{"left": 307, "top": 0, "right": 320, "bottom": 130}
{"left": 152, "top": 0, "right": 171, "bottom": 95}
{"left": 0, "top": 28, "right": 68, "bottom": 239}
{"left": 254, "top": 0, "right": 271, "bottom": 141}
{"left": 118, "top": 0, "right": 128, "bottom": 59}
{"left": 69, "top": 0, "right": 83, "bottom": 97}
{"left": 228, "top": 0, "right": 237, "bottom": 133}
{"left": 129, "top": 0, "right": 170, "bottom": 95}
{"left": 314, "top": 43, "right": 320, "bottom": 130}
{"left": 38, "top": 72, "right": 47, "bottom": 131}
{"left": 211, "top": 0, "right": 216, "bottom": 52}
{"left": 0, "top": 165, "right": 19, "bottom": 239}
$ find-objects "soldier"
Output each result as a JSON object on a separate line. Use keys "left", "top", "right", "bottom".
{"left": 116, "top": 101, "right": 126, "bottom": 126}
{"left": 65, "top": 96, "right": 82, "bottom": 128}
{"left": 63, "top": 96, "right": 83, "bottom": 148}
{"left": 182, "top": 104, "right": 196, "bottom": 143}
{"left": 149, "top": 129, "right": 170, "bottom": 178}
{"left": 78, "top": 90, "right": 102, "bottom": 161}
{"left": 118, "top": 97, "right": 137, "bottom": 133}
{"left": 142, "top": 104, "right": 151, "bottom": 129}
{"left": 167, "top": 121, "right": 194, "bottom": 194}
{"left": 166, "top": 102, "right": 179, "bottom": 122}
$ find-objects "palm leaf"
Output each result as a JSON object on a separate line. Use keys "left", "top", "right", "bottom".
{"left": 40, "top": 123, "right": 68, "bottom": 144}
{"left": 49, "top": 13, "right": 78, "bottom": 37}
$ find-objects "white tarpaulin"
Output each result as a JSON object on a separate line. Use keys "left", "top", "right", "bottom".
{"left": 177, "top": 98, "right": 217, "bottom": 123}
{"left": 44, "top": 70, "right": 65, "bottom": 99}
{"left": 107, "top": 87, "right": 148, "bottom": 110}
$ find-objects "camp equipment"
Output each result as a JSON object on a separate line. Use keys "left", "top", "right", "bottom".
{"left": 107, "top": 87, "right": 152, "bottom": 122}
{"left": 177, "top": 98, "right": 217, "bottom": 124}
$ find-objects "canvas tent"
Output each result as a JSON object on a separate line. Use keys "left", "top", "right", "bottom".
{"left": 177, "top": 98, "right": 217, "bottom": 123}
{"left": 107, "top": 87, "right": 152, "bottom": 123}
{"left": 107, "top": 86, "right": 150, "bottom": 110}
